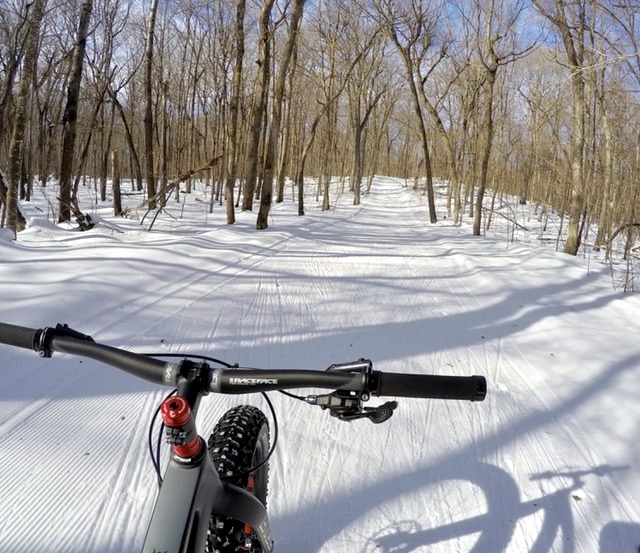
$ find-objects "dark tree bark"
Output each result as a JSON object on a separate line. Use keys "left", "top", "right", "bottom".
{"left": 257, "top": 0, "right": 306, "bottom": 229}
{"left": 5, "top": 0, "right": 48, "bottom": 233}
{"left": 109, "top": 89, "right": 144, "bottom": 192}
{"left": 225, "top": 0, "right": 247, "bottom": 224}
{"left": 58, "top": 0, "right": 94, "bottom": 223}
{"left": 143, "top": 0, "right": 160, "bottom": 210}
{"left": 383, "top": 3, "right": 438, "bottom": 223}
{"left": 472, "top": 65, "right": 496, "bottom": 236}
{"left": 112, "top": 150, "right": 122, "bottom": 216}
{"left": 241, "top": 0, "right": 275, "bottom": 211}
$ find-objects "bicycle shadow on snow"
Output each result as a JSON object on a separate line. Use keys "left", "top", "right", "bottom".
{"left": 354, "top": 464, "right": 630, "bottom": 553}
{"left": 271, "top": 351, "right": 640, "bottom": 553}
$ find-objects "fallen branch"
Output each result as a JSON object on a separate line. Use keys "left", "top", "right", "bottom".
{"left": 58, "top": 194, "right": 95, "bottom": 231}
{"left": 482, "top": 204, "right": 529, "bottom": 231}
{"left": 607, "top": 223, "right": 640, "bottom": 244}
{"left": 604, "top": 223, "right": 640, "bottom": 262}
{"left": 125, "top": 157, "right": 221, "bottom": 216}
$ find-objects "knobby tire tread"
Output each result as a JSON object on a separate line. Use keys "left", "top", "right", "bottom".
{"left": 206, "top": 405, "right": 269, "bottom": 553}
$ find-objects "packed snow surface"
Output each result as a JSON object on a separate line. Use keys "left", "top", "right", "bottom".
{"left": 1, "top": 177, "right": 639, "bottom": 552}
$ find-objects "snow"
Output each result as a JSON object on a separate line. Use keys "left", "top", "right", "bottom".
{"left": 0, "top": 176, "right": 639, "bottom": 552}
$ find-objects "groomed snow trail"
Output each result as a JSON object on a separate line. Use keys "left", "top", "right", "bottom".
{"left": 1, "top": 177, "right": 639, "bottom": 553}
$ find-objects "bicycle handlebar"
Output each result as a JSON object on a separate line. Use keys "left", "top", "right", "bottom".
{"left": 0, "top": 322, "right": 486, "bottom": 402}
{"left": 0, "top": 322, "right": 169, "bottom": 385}
{"left": 377, "top": 372, "right": 486, "bottom": 401}
{"left": 0, "top": 322, "right": 37, "bottom": 351}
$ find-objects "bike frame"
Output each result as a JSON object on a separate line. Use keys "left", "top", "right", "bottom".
{"left": 142, "top": 371, "right": 274, "bottom": 553}
{"left": 142, "top": 444, "right": 273, "bottom": 553}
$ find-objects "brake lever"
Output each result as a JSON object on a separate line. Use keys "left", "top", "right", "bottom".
{"left": 364, "top": 401, "right": 398, "bottom": 424}
{"left": 333, "top": 401, "right": 398, "bottom": 424}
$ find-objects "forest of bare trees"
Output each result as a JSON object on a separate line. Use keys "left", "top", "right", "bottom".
{"left": 1, "top": 0, "right": 640, "bottom": 257}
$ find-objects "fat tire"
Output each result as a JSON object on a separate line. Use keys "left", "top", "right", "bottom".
{"left": 206, "top": 405, "right": 270, "bottom": 553}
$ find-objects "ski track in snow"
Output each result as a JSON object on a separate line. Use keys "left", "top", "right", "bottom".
{"left": 1, "top": 177, "right": 639, "bottom": 552}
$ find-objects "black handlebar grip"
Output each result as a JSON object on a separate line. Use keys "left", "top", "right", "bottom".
{"left": 377, "top": 373, "right": 487, "bottom": 401}
{"left": 0, "top": 322, "right": 38, "bottom": 351}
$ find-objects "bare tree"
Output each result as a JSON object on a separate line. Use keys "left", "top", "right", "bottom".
{"left": 596, "top": 1, "right": 640, "bottom": 250}
{"left": 257, "top": 0, "right": 307, "bottom": 229}
{"left": 532, "top": 0, "right": 590, "bottom": 255}
{"left": 463, "top": 0, "right": 531, "bottom": 236}
{"left": 58, "top": 0, "right": 94, "bottom": 223}
{"left": 4, "top": 0, "right": 48, "bottom": 233}
{"left": 377, "top": 0, "right": 442, "bottom": 223}
{"left": 224, "top": 0, "right": 246, "bottom": 224}
{"left": 143, "top": 0, "right": 160, "bottom": 210}
{"left": 0, "top": 2, "right": 29, "bottom": 155}
{"left": 345, "top": 17, "right": 386, "bottom": 206}
{"left": 242, "top": 0, "right": 276, "bottom": 211}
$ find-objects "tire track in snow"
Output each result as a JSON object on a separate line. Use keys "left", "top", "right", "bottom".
{"left": 265, "top": 180, "right": 454, "bottom": 549}
{"left": 110, "top": 201, "right": 366, "bottom": 353}
{"left": 72, "top": 231, "right": 299, "bottom": 340}
{"left": 0, "top": 383, "right": 161, "bottom": 552}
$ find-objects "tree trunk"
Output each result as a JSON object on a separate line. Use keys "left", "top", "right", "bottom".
{"left": 417, "top": 80, "right": 462, "bottom": 221}
{"left": 353, "top": 123, "right": 363, "bottom": 205}
{"left": 473, "top": 67, "right": 497, "bottom": 236}
{"left": 0, "top": 55, "right": 20, "bottom": 152}
{"left": 393, "top": 47, "right": 437, "bottom": 223}
{"left": 242, "top": 0, "right": 275, "bottom": 211}
{"left": 58, "top": 0, "right": 94, "bottom": 223}
{"left": 532, "top": 0, "right": 586, "bottom": 255}
{"left": 112, "top": 150, "right": 122, "bottom": 216}
{"left": 110, "top": 89, "right": 144, "bottom": 192}
{"left": 257, "top": 0, "right": 306, "bottom": 229}
{"left": 99, "top": 101, "right": 116, "bottom": 202}
{"left": 225, "top": 0, "right": 247, "bottom": 224}
{"left": 593, "top": 98, "right": 613, "bottom": 251}
{"left": 564, "top": 71, "right": 585, "bottom": 255}
{"left": 275, "top": 58, "right": 296, "bottom": 204}
{"left": 5, "top": 0, "right": 48, "bottom": 233}
{"left": 143, "top": 0, "right": 160, "bottom": 210}
{"left": 295, "top": 111, "right": 323, "bottom": 216}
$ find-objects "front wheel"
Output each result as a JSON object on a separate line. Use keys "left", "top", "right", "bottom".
{"left": 206, "top": 405, "right": 270, "bottom": 553}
